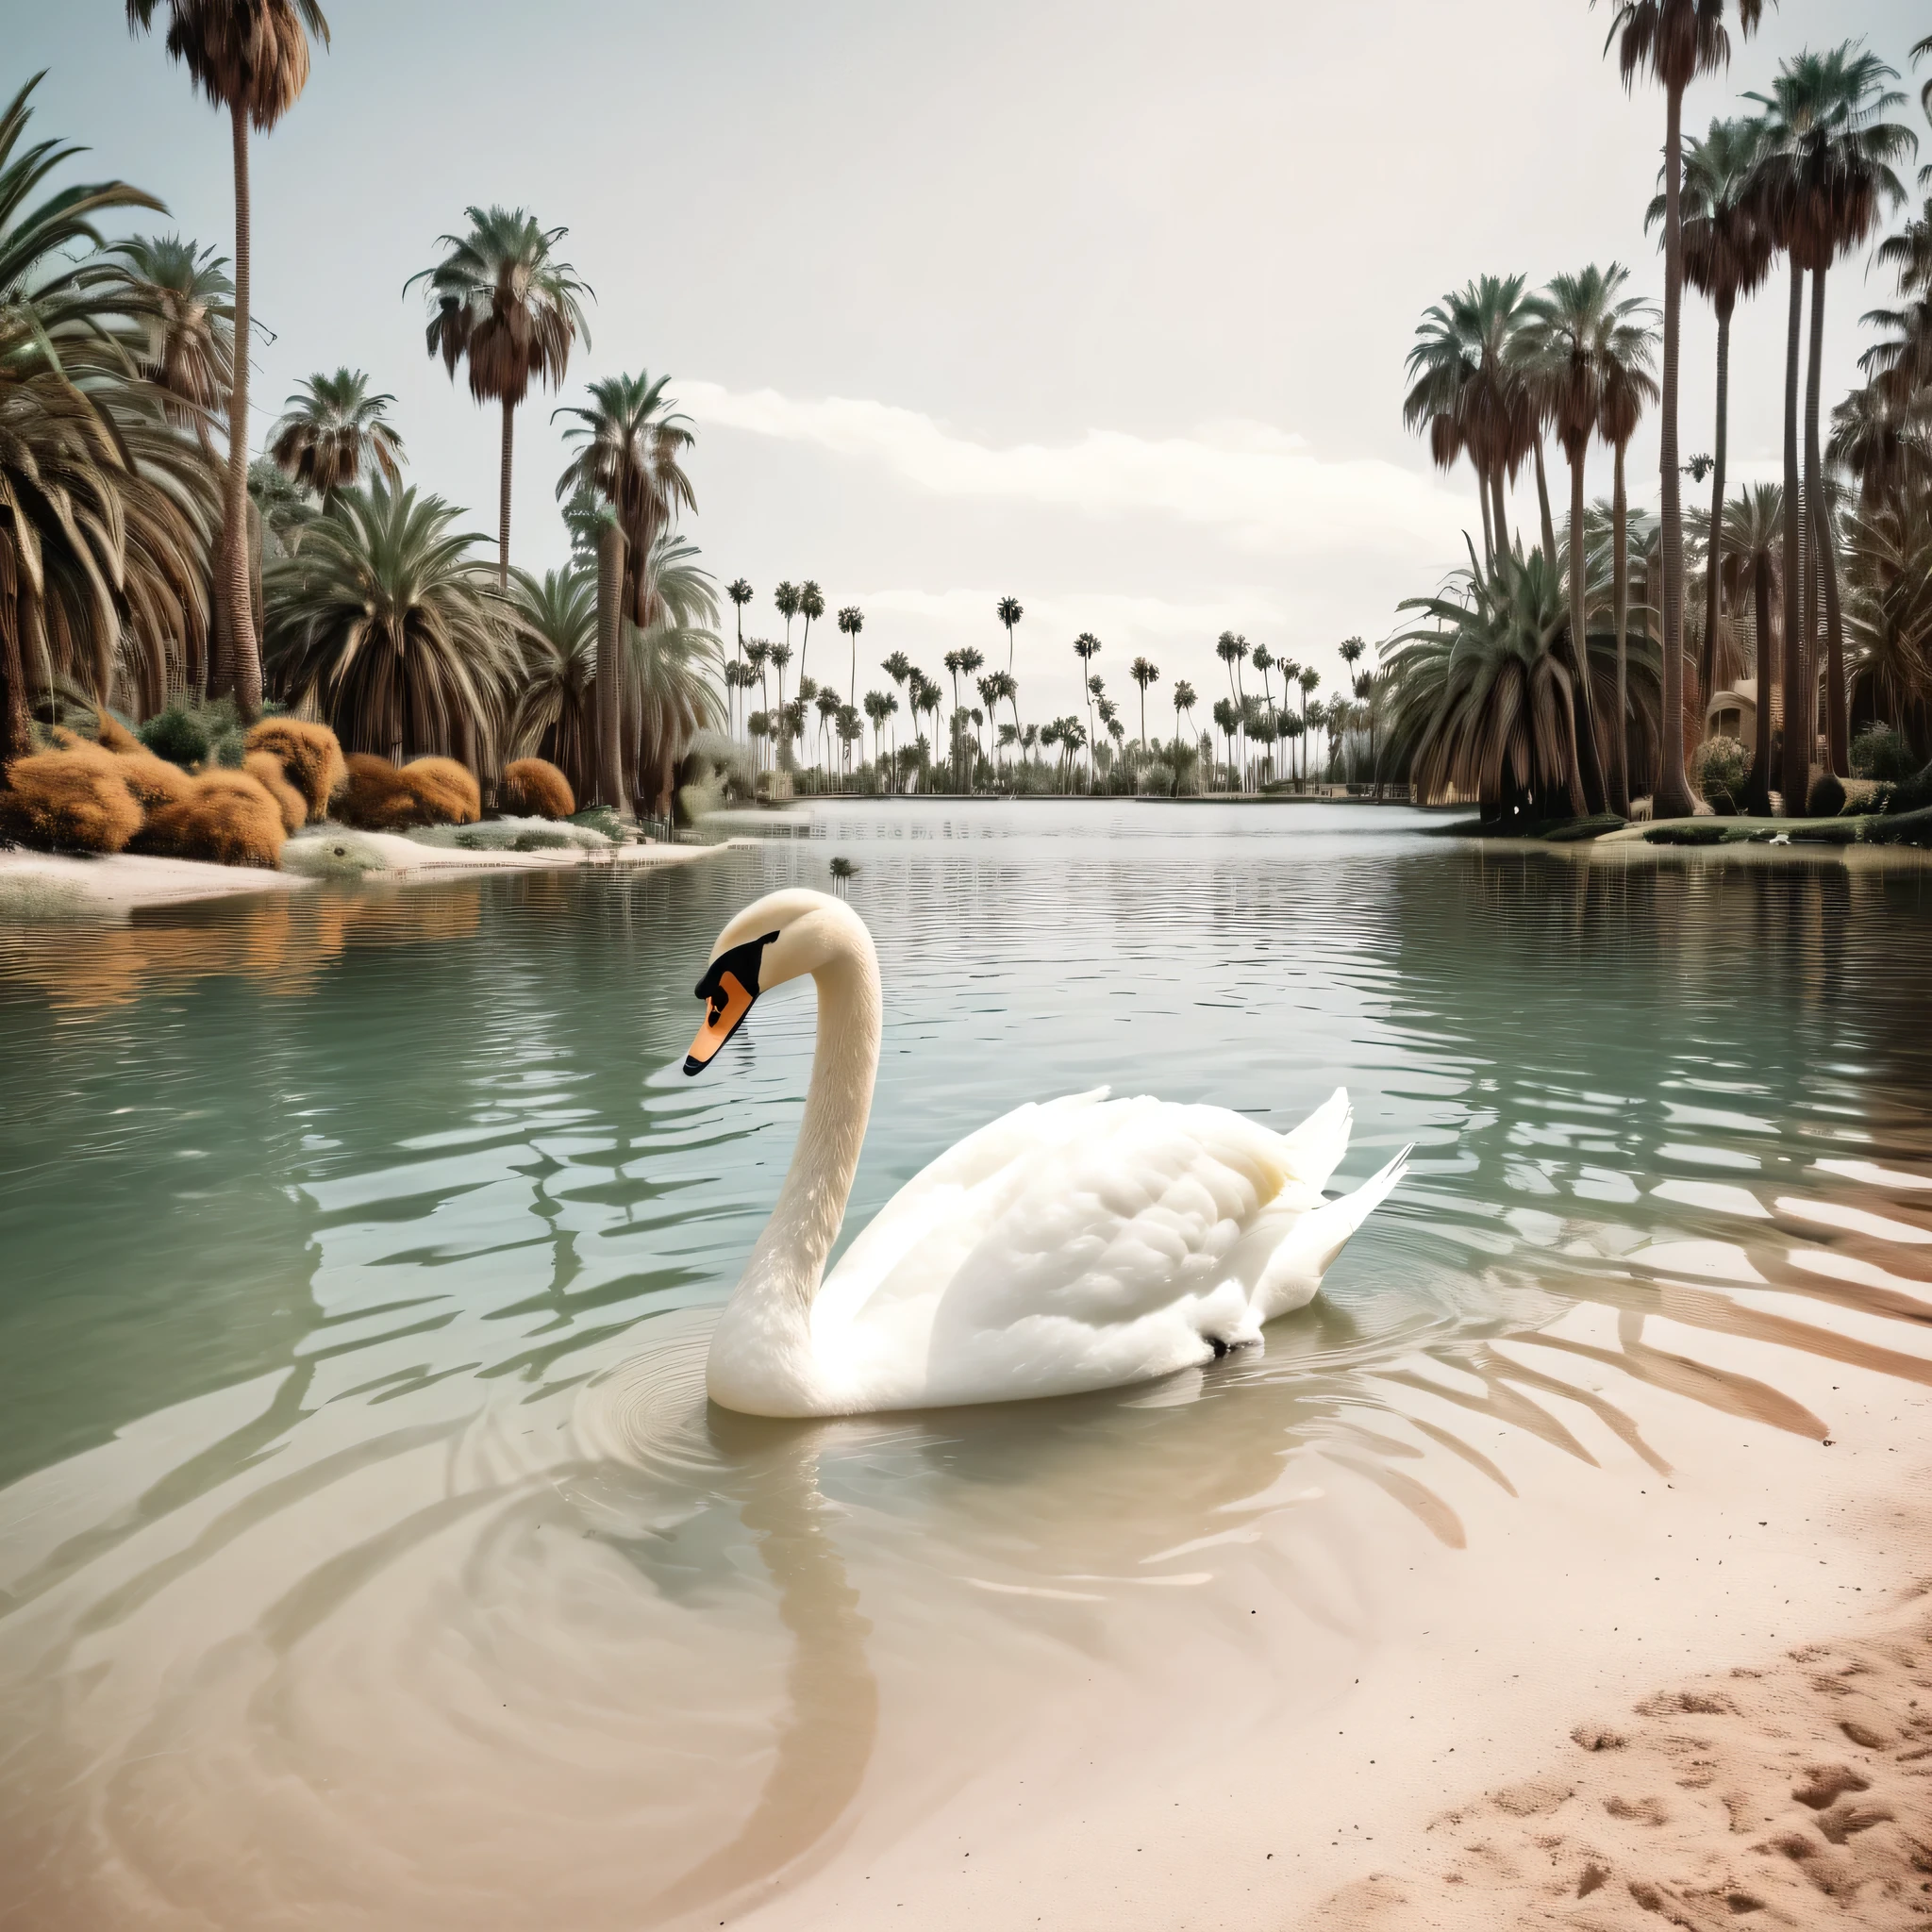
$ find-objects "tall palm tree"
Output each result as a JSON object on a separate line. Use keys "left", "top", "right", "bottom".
{"left": 268, "top": 368, "right": 406, "bottom": 504}
{"left": 774, "top": 578, "right": 800, "bottom": 663}
{"left": 108, "top": 233, "right": 232, "bottom": 461}
{"left": 126, "top": 0, "right": 329, "bottom": 718}
{"left": 1594, "top": 342, "right": 1660, "bottom": 815}
{"left": 954, "top": 645, "right": 984, "bottom": 791}
{"left": 1721, "top": 483, "right": 1784, "bottom": 811}
{"left": 1297, "top": 668, "right": 1320, "bottom": 788}
{"left": 997, "top": 595, "right": 1024, "bottom": 675}
{"left": 264, "top": 483, "right": 515, "bottom": 768}
{"left": 1520, "top": 263, "right": 1654, "bottom": 812}
{"left": 815, "top": 686, "right": 841, "bottom": 776}
{"left": 0, "top": 77, "right": 213, "bottom": 755}
{"left": 837, "top": 604, "right": 864, "bottom": 708}
{"left": 554, "top": 371, "right": 697, "bottom": 810}
{"left": 1650, "top": 119, "right": 1773, "bottom": 730}
{"left": 1073, "top": 632, "right": 1102, "bottom": 786}
{"left": 863, "top": 689, "right": 894, "bottom": 781}
{"left": 1749, "top": 47, "right": 1915, "bottom": 782}
{"left": 509, "top": 562, "right": 596, "bottom": 800}
{"left": 725, "top": 577, "right": 752, "bottom": 734}
{"left": 1171, "top": 680, "right": 1197, "bottom": 788}
{"left": 796, "top": 580, "right": 824, "bottom": 689}
{"left": 880, "top": 649, "right": 912, "bottom": 791}
{"left": 1404, "top": 275, "right": 1539, "bottom": 563}
{"left": 1129, "top": 656, "right": 1160, "bottom": 753}
{"left": 409, "top": 205, "right": 591, "bottom": 589}
{"left": 1829, "top": 381, "right": 1932, "bottom": 510}
{"left": 1602, "top": 0, "right": 1767, "bottom": 821}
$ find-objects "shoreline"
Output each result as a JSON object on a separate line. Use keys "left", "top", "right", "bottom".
{"left": 0, "top": 834, "right": 751, "bottom": 919}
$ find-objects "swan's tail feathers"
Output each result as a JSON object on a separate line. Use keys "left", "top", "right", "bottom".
{"left": 1279, "top": 1087, "right": 1353, "bottom": 1191}
{"left": 1253, "top": 1144, "right": 1412, "bottom": 1323}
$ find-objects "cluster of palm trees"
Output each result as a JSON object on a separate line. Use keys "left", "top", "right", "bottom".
{"left": 0, "top": 4, "right": 724, "bottom": 821}
{"left": 1384, "top": 8, "right": 1932, "bottom": 824}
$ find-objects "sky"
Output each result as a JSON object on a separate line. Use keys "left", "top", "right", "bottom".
{"left": 17, "top": 0, "right": 1929, "bottom": 728}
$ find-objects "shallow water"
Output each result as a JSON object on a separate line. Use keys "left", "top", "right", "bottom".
{"left": 2, "top": 801, "right": 1928, "bottom": 1928}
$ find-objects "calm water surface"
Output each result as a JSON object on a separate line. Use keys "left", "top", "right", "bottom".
{"left": 2, "top": 801, "right": 1928, "bottom": 1928}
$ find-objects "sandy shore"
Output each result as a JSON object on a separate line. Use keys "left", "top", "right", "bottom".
{"left": 0, "top": 832, "right": 749, "bottom": 917}
{"left": 740, "top": 1175, "right": 1932, "bottom": 1932}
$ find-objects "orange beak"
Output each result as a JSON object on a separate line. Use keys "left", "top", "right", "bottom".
{"left": 684, "top": 970, "right": 757, "bottom": 1074}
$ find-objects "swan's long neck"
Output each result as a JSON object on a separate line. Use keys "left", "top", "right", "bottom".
{"left": 735, "top": 920, "right": 881, "bottom": 1332}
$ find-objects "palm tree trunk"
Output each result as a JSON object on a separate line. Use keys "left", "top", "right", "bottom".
{"left": 1652, "top": 78, "right": 1694, "bottom": 822}
{"left": 0, "top": 577, "right": 30, "bottom": 766}
{"left": 497, "top": 396, "right": 514, "bottom": 591}
{"left": 1698, "top": 301, "right": 1733, "bottom": 722}
{"left": 1747, "top": 558, "right": 1777, "bottom": 814}
{"left": 1610, "top": 439, "right": 1631, "bottom": 816}
{"left": 223, "top": 101, "right": 261, "bottom": 719}
{"left": 1533, "top": 437, "right": 1558, "bottom": 567}
{"left": 1565, "top": 448, "right": 1607, "bottom": 816}
{"left": 596, "top": 521, "right": 628, "bottom": 814}
{"left": 1807, "top": 266, "right": 1847, "bottom": 777}
{"left": 1491, "top": 467, "right": 1510, "bottom": 558}
{"left": 1778, "top": 258, "right": 1807, "bottom": 815}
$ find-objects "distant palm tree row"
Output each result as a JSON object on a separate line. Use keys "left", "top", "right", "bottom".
{"left": 0, "top": 4, "right": 725, "bottom": 822}
{"left": 704, "top": 585, "right": 1363, "bottom": 796}
{"left": 1385, "top": 8, "right": 1931, "bottom": 824}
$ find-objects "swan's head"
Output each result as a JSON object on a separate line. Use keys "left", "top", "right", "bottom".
{"left": 683, "top": 889, "right": 871, "bottom": 1076}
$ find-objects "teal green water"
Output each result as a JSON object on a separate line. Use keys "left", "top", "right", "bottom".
{"left": 1, "top": 803, "right": 1928, "bottom": 1927}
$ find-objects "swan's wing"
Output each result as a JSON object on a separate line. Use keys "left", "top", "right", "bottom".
{"left": 811, "top": 1088, "right": 1113, "bottom": 1327}
{"left": 1278, "top": 1087, "right": 1354, "bottom": 1192}
{"left": 819, "top": 1100, "right": 1326, "bottom": 1403}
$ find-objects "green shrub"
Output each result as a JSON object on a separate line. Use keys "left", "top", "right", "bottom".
{"left": 1692, "top": 735, "right": 1750, "bottom": 814}
{"left": 1851, "top": 726, "right": 1915, "bottom": 783}
{"left": 1788, "top": 821, "right": 1862, "bottom": 844}
{"left": 1643, "top": 822, "right": 1728, "bottom": 846}
{"left": 566, "top": 805, "right": 625, "bottom": 842}
{"left": 1807, "top": 774, "right": 1846, "bottom": 818}
{"left": 1889, "top": 758, "right": 1932, "bottom": 815}
{"left": 1868, "top": 805, "right": 1932, "bottom": 848}
{"left": 138, "top": 695, "right": 246, "bottom": 771}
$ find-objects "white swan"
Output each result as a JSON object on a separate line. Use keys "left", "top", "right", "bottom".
{"left": 684, "top": 889, "right": 1409, "bottom": 1418}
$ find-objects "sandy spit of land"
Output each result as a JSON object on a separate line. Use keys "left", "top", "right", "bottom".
{"left": 0, "top": 832, "right": 750, "bottom": 917}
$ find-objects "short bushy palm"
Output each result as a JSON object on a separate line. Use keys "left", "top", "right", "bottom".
{"left": 263, "top": 482, "right": 517, "bottom": 767}
{"left": 269, "top": 368, "right": 405, "bottom": 501}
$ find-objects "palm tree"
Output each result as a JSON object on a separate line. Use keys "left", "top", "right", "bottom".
{"left": 1602, "top": 0, "right": 1768, "bottom": 821}
{"left": 1841, "top": 497, "right": 1932, "bottom": 751}
{"left": 774, "top": 579, "right": 800, "bottom": 665}
{"left": 1649, "top": 120, "right": 1772, "bottom": 737}
{"left": 996, "top": 595, "right": 1023, "bottom": 675}
{"left": 1750, "top": 47, "right": 1915, "bottom": 782}
{"left": 953, "top": 645, "right": 984, "bottom": 790}
{"left": 509, "top": 563, "right": 596, "bottom": 799}
{"left": 726, "top": 576, "right": 752, "bottom": 732}
{"left": 1404, "top": 275, "right": 1539, "bottom": 563}
{"left": 1297, "top": 668, "right": 1320, "bottom": 788}
{"left": 264, "top": 483, "right": 516, "bottom": 768}
{"left": 975, "top": 675, "right": 1002, "bottom": 780}
{"left": 1520, "top": 264, "right": 1654, "bottom": 812}
{"left": 108, "top": 233, "right": 232, "bottom": 462}
{"left": 1126, "top": 655, "right": 1160, "bottom": 753}
{"left": 408, "top": 205, "right": 592, "bottom": 589}
{"left": 126, "top": 0, "right": 328, "bottom": 717}
{"left": 1172, "top": 680, "right": 1197, "bottom": 789}
{"left": 1830, "top": 382, "right": 1932, "bottom": 510}
{"left": 1594, "top": 322, "right": 1661, "bottom": 816}
{"left": 880, "top": 650, "right": 912, "bottom": 792}
{"left": 1073, "top": 632, "right": 1102, "bottom": 786}
{"left": 796, "top": 580, "right": 824, "bottom": 689}
{"left": 987, "top": 669, "right": 1021, "bottom": 767}
{"left": 1383, "top": 548, "right": 1586, "bottom": 820}
{"left": 833, "top": 603, "right": 863, "bottom": 709}
{"left": 0, "top": 79, "right": 215, "bottom": 754}
{"left": 1721, "top": 483, "right": 1784, "bottom": 811}
{"left": 268, "top": 368, "right": 406, "bottom": 504}
{"left": 814, "top": 686, "right": 841, "bottom": 776}
{"left": 628, "top": 590, "right": 724, "bottom": 819}
{"left": 554, "top": 371, "right": 697, "bottom": 810}
{"left": 769, "top": 641, "right": 793, "bottom": 767}
{"left": 863, "top": 690, "right": 895, "bottom": 782}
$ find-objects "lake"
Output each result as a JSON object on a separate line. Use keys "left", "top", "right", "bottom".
{"left": 2, "top": 800, "right": 1928, "bottom": 1928}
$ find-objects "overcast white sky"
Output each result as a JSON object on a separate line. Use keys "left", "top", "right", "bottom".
{"left": 18, "top": 0, "right": 1927, "bottom": 722}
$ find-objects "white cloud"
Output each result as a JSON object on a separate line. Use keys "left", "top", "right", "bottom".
{"left": 680, "top": 382, "right": 1469, "bottom": 558}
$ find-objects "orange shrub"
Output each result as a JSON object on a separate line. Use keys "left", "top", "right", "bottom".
{"left": 50, "top": 723, "right": 196, "bottom": 811}
{"left": 243, "top": 718, "right": 347, "bottom": 824}
{"left": 500, "top": 757, "right": 575, "bottom": 819}
{"left": 336, "top": 753, "right": 481, "bottom": 830}
{"left": 93, "top": 710, "right": 146, "bottom": 756}
{"left": 0, "top": 749, "right": 144, "bottom": 853}
{"left": 138, "top": 770, "right": 285, "bottom": 868}
{"left": 244, "top": 751, "right": 307, "bottom": 834}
